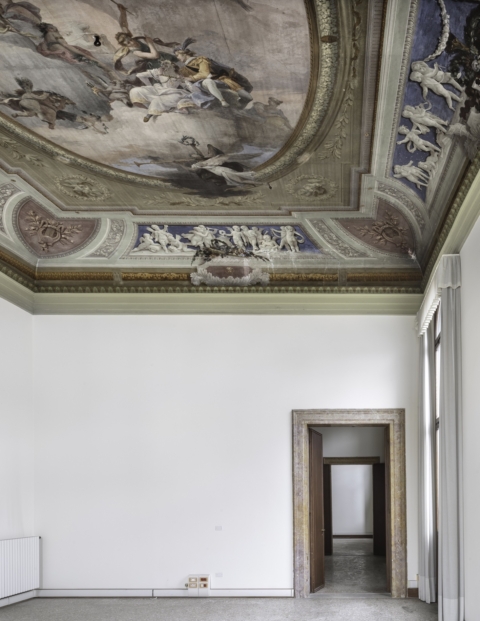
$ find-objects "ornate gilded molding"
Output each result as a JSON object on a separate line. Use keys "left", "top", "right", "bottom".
{"left": 36, "top": 272, "right": 114, "bottom": 281}
{"left": 347, "top": 271, "right": 422, "bottom": 282}
{"left": 271, "top": 273, "right": 338, "bottom": 282}
{"left": 122, "top": 272, "right": 189, "bottom": 281}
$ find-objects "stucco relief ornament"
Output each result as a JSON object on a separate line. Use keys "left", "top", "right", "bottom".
{"left": 356, "top": 211, "right": 410, "bottom": 252}
{"left": 54, "top": 175, "right": 111, "bottom": 201}
{"left": 190, "top": 257, "right": 269, "bottom": 287}
{"left": 286, "top": 175, "right": 338, "bottom": 202}
{"left": 24, "top": 210, "right": 83, "bottom": 252}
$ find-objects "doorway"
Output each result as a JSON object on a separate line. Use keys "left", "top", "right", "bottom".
{"left": 321, "top": 456, "right": 387, "bottom": 594}
{"left": 292, "top": 409, "right": 407, "bottom": 598}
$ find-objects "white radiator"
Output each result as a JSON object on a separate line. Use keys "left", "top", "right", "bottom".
{"left": 0, "top": 537, "right": 40, "bottom": 599}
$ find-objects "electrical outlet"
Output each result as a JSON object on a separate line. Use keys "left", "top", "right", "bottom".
{"left": 215, "top": 525, "right": 222, "bottom": 531}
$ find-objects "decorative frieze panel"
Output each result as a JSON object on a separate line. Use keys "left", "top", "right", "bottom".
{"left": 128, "top": 224, "right": 321, "bottom": 257}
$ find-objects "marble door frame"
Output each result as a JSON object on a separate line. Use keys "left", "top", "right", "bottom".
{"left": 292, "top": 409, "right": 407, "bottom": 598}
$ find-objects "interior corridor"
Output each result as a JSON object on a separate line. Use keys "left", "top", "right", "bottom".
{"left": 313, "top": 538, "right": 387, "bottom": 595}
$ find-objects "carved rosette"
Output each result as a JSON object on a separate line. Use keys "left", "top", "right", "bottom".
{"left": 285, "top": 175, "right": 338, "bottom": 202}
{"left": 54, "top": 175, "right": 111, "bottom": 202}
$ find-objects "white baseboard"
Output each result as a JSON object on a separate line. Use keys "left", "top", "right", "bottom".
{"left": 37, "top": 588, "right": 294, "bottom": 598}
{"left": 0, "top": 590, "right": 37, "bottom": 608}
{"left": 153, "top": 589, "right": 294, "bottom": 597}
{"left": 38, "top": 590, "right": 153, "bottom": 597}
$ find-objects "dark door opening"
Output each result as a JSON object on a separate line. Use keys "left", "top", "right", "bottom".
{"left": 308, "top": 426, "right": 391, "bottom": 595}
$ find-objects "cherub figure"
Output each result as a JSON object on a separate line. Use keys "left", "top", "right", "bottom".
{"left": 410, "top": 61, "right": 463, "bottom": 110}
{"left": 271, "top": 225, "right": 304, "bottom": 252}
{"left": 0, "top": 78, "right": 75, "bottom": 129}
{"left": 257, "top": 233, "right": 278, "bottom": 253}
{"left": 393, "top": 161, "right": 430, "bottom": 189}
{"left": 397, "top": 125, "right": 441, "bottom": 154}
{"left": 132, "top": 233, "right": 159, "bottom": 253}
{"left": 241, "top": 226, "right": 260, "bottom": 251}
{"left": 148, "top": 225, "right": 188, "bottom": 253}
{"left": 227, "top": 225, "right": 246, "bottom": 249}
{"left": 402, "top": 103, "right": 449, "bottom": 134}
{"left": 183, "top": 225, "right": 217, "bottom": 249}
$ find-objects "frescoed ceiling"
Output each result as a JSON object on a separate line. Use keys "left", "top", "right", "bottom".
{"left": 0, "top": 0, "right": 478, "bottom": 304}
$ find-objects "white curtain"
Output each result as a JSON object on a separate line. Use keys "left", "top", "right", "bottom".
{"left": 417, "top": 254, "right": 463, "bottom": 620}
{"left": 438, "top": 261, "right": 464, "bottom": 621}
{"left": 418, "top": 320, "right": 436, "bottom": 603}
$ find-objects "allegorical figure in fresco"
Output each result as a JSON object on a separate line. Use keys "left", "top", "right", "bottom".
{"left": 129, "top": 60, "right": 213, "bottom": 121}
{"left": 174, "top": 38, "right": 253, "bottom": 108}
{"left": 36, "top": 23, "right": 118, "bottom": 80}
{"left": 112, "top": 0, "right": 178, "bottom": 74}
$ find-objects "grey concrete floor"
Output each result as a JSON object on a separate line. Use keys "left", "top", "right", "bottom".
{"left": 0, "top": 597, "right": 438, "bottom": 621}
{"left": 316, "top": 537, "right": 388, "bottom": 595}
{"left": 0, "top": 540, "right": 438, "bottom": 620}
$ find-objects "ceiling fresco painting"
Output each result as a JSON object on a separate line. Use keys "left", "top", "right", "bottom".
{"left": 0, "top": 0, "right": 311, "bottom": 196}
{"left": 0, "top": 0, "right": 479, "bottom": 302}
{"left": 392, "top": 0, "right": 480, "bottom": 205}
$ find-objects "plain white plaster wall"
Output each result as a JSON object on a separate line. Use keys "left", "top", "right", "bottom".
{"left": 461, "top": 217, "right": 480, "bottom": 620}
{"left": 313, "top": 426, "right": 385, "bottom": 461}
{"left": 0, "top": 297, "right": 34, "bottom": 540}
{"left": 331, "top": 465, "right": 373, "bottom": 535}
{"left": 32, "top": 315, "right": 419, "bottom": 591}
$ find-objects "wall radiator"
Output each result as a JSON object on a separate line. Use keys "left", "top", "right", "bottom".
{"left": 0, "top": 537, "right": 40, "bottom": 599}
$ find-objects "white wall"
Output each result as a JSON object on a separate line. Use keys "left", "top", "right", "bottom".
{"left": 0, "top": 297, "right": 34, "bottom": 540}
{"left": 331, "top": 465, "right": 373, "bottom": 535}
{"left": 32, "top": 314, "right": 419, "bottom": 593}
{"left": 461, "top": 217, "right": 480, "bottom": 620}
{"left": 314, "top": 426, "right": 385, "bottom": 461}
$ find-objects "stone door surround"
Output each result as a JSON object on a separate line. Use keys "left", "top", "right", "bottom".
{"left": 292, "top": 409, "right": 407, "bottom": 598}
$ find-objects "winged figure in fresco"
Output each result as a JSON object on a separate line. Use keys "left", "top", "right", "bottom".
{"left": 0, "top": 78, "right": 75, "bottom": 129}
{"left": 111, "top": 1, "right": 179, "bottom": 75}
